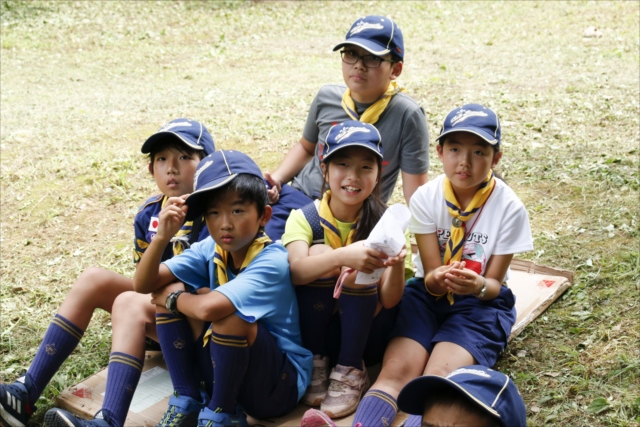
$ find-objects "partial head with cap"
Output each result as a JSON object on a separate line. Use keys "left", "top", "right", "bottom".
{"left": 143, "top": 118, "right": 215, "bottom": 198}
{"left": 398, "top": 365, "right": 527, "bottom": 427}
{"left": 185, "top": 150, "right": 272, "bottom": 256}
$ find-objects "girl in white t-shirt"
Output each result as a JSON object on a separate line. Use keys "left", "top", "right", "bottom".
{"left": 282, "top": 121, "right": 407, "bottom": 420}
{"left": 352, "top": 104, "right": 533, "bottom": 427}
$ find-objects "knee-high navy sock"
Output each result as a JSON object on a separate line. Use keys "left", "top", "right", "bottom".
{"left": 352, "top": 390, "right": 398, "bottom": 427}
{"left": 295, "top": 284, "right": 336, "bottom": 355}
{"left": 207, "top": 331, "right": 249, "bottom": 414}
{"left": 27, "top": 314, "right": 84, "bottom": 405}
{"left": 195, "top": 324, "right": 214, "bottom": 398}
{"left": 101, "top": 352, "right": 143, "bottom": 427}
{"left": 155, "top": 313, "right": 201, "bottom": 400}
{"left": 337, "top": 285, "right": 378, "bottom": 369}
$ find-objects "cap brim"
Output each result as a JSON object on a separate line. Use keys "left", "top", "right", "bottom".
{"left": 184, "top": 174, "right": 237, "bottom": 221}
{"left": 324, "top": 143, "right": 383, "bottom": 160}
{"left": 333, "top": 40, "right": 391, "bottom": 57}
{"left": 141, "top": 131, "right": 204, "bottom": 154}
{"left": 435, "top": 128, "right": 499, "bottom": 145}
{"left": 397, "top": 376, "right": 501, "bottom": 421}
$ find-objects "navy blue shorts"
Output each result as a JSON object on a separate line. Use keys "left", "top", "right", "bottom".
{"left": 237, "top": 322, "right": 299, "bottom": 419}
{"left": 264, "top": 183, "right": 313, "bottom": 242}
{"left": 391, "top": 277, "right": 516, "bottom": 367}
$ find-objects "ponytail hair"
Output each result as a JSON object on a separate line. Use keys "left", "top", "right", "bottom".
{"left": 321, "top": 154, "right": 387, "bottom": 242}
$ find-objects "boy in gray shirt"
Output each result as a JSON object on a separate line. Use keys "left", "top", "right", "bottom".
{"left": 264, "top": 15, "right": 430, "bottom": 241}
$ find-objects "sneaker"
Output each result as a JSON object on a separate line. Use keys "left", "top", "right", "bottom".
{"left": 300, "top": 408, "right": 337, "bottom": 427}
{"left": 197, "top": 406, "right": 248, "bottom": 427}
{"left": 44, "top": 409, "right": 113, "bottom": 427}
{"left": 320, "top": 364, "right": 369, "bottom": 419}
{"left": 301, "top": 355, "right": 329, "bottom": 407}
{"left": 156, "top": 392, "right": 205, "bottom": 427}
{"left": 0, "top": 375, "right": 36, "bottom": 427}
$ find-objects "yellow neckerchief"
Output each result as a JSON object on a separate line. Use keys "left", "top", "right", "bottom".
{"left": 341, "top": 81, "right": 404, "bottom": 124}
{"left": 160, "top": 196, "right": 195, "bottom": 256}
{"left": 440, "top": 171, "right": 495, "bottom": 305}
{"left": 319, "top": 190, "right": 358, "bottom": 249}
{"left": 203, "top": 230, "right": 271, "bottom": 346}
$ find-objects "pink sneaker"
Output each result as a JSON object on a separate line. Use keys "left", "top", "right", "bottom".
{"left": 320, "top": 364, "right": 369, "bottom": 418}
{"left": 300, "top": 409, "right": 337, "bottom": 427}
{"left": 301, "top": 355, "right": 329, "bottom": 406}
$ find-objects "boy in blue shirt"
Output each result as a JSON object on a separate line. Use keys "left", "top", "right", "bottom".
{"left": 0, "top": 119, "right": 214, "bottom": 427}
{"left": 134, "top": 150, "right": 312, "bottom": 426}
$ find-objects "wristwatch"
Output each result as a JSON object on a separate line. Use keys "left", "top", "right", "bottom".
{"left": 165, "top": 290, "right": 185, "bottom": 315}
{"left": 475, "top": 277, "right": 487, "bottom": 298}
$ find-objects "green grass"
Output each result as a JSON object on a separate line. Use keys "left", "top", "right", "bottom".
{"left": 1, "top": 1, "right": 639, "bottom": 426}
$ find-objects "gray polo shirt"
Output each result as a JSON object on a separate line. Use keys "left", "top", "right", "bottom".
{"left": 291, "top": 84, "right": 430, "bottom": 202}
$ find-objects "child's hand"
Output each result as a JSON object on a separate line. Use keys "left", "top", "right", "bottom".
{"left": 156, "top": 195, "right": 189, "bottom": 241}
{"left": 340, "top": 241, "right": 387, "bottom": 274}
{"left": 383, "top": 245, "right": 407, "bottom": 268}
{"left": 443, "top": 264, "right": 483, "bottom": 295}
{"left": 264, "top": 171, "right": 281, "bottom": 204}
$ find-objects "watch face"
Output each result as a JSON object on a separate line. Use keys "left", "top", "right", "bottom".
{"left": 166, "top": 294, "right": 173, "bottom": 310}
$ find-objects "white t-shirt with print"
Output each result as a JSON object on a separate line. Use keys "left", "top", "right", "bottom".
{"left": 409, "top": 175, "right": 533, "bottom": 279}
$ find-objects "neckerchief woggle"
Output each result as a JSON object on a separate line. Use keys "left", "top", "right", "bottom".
{"left": 341, "top": 81, "right": 404, "bottom": 124}
{"left": 319, "top": 190, "right": 358, "bottom": 249}
{"left": 439, "top": 171, "right": 495, "bottom": 305}
{"left": 203, "top": 230, "right": 271, "bottom": 346}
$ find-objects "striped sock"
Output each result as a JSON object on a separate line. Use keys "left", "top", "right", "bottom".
{"left": 403, "top": 414, "right": 422, "bottom": 427}
{"left": 352, "top": 389, "right": 398, "bottom": 427}
{"left": 27, "top": 314, "right": 84, "bottom": 405}
{"left": 101, "top": 352, "right": 144, "bottom": 427}
{"left": 295, "top": 284, "right": 336, "bottom": 355}
{"left": 337, "top": 285, "right": 378, "bottom": 369}
{"left": 207, "top": 331, "right": 249, "bottom": 414}
{"left": 155, "top": 313, "right": 201, "bottom": 400}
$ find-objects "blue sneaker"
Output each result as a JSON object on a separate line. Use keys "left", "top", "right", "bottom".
{"left": 156, "top": 392, "right": 206, "bottom": 427}
{"left": 0, "top": 375, "right": 36, "bottom": 427}
{"left": 44, "top": 408, "right": 113, "bottom": 427}
{"left": 197, "top": 407, "right": 248, "bottom": 427}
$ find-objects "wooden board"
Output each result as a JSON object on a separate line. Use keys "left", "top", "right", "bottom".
{"left": 56, "top": 259, "right": 572, "bottom": 426}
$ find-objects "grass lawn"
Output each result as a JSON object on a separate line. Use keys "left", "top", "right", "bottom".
{"left": 1, "top": 1, "right": 638, "bottom": 426}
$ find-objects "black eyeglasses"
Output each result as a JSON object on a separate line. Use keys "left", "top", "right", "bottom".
{"left": 340, "top": 50, "right": 393, "bottom": 68}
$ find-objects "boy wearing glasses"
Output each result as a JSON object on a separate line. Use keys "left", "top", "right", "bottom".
{"left": 264, "top": 15, "right": 430, "bottom": 241}
{"left": 264, "top": 14, "right": 430, "bottom": 412}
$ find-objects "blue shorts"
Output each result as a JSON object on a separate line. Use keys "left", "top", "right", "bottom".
{"left": 237, "top": 322, "right": 298, "bottom": 419}
{"left": 391, "top": 277, "right": 516, "bottom": 367}
{"left": 264, "top": 183, "right": 313, "bottom": 242}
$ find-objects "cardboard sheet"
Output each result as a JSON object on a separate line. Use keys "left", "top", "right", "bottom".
{"left": 56, "top": 259, "right": 572, "bottom": 426}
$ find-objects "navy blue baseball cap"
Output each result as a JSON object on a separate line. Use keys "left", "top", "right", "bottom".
{"left": 141, "top": 118, "right": 215, "bottom": 156}
{"left": 322, "top": 120, "right": 383, "bottom": 161}
{"left": 333, "top": 15, "right": 404, "bottom": 60}
{"left": 436, "top": 104, "right": 501, "bottom": 146}
{"left": 398, "top": 365, "right": 527, "bottom": 427}
{"left": 184, "top": 150, "right": 264, "bottom": 220}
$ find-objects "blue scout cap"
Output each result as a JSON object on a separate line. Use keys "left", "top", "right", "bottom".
{"left": 185, "top": 150, "right": 263, "bottom": 220}
{"left": 322, "top": 120, "right": 383, "bottom": 161}
{"left": 141, "top": 118, "right": 215, "bottom": 156}
{"left": 436, "top": 104, "right": 501, "bottom": 146}
{"left": 398, "top": 365, "right": 527, "bottom": 427}
{"left": 333, "top": 15, "right": 404, "bottom": 60}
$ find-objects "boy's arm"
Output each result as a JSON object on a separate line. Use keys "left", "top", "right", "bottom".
{"left": 150, "top": 287, "right": 236, "bottom": 322}
{"left": 265, "top": 137, "right": 316, "bottom": 202}
{"left": 401, "top": 171, "right": 428, "bottom": 205}
{"left": 133, "top": 196, "right": 186, "bottom": 293}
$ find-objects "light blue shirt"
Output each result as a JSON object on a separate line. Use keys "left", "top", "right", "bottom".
{"left": 163, "top": 237, "right": 313, "bottom": 401}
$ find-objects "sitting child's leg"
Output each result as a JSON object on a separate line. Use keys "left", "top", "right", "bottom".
{"left": 44, "top": 291, "right": 156, "bottom": 427}
{"left": 0, "top": 268, "right": 132, "bottom": 427}
{"left": 321, "top": 271, "right": 377, "bottom": 418}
